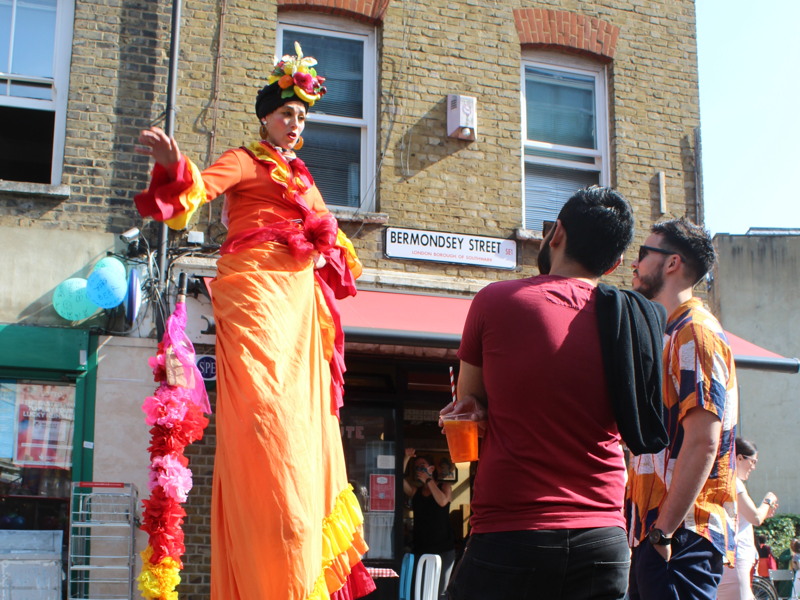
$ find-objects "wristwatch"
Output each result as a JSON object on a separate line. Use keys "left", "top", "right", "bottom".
{"left": 764, "top": 498, "right": 774, "bottom": 506}
{"left": 647, "top": 528, "right": 673, "bottom": 546}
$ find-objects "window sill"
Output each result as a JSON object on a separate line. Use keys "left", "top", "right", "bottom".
{"left": 329, "top": 208, "right": 389, "bottom": 225}
{"left": 0, "top": 180, "right": 70, "bottom": 199}
{"left": 515, "top": 228, "right": 544, "bottom": 243}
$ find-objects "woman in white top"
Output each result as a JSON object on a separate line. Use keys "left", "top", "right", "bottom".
{"left": 718, "top": 438, "right": 778, "bottom": 600}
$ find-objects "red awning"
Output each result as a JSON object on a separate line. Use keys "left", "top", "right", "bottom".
{"left": 340, "top": 290, "right": 799, "bottom": 373}
{"left": 724, "top": 331, "right": 800, "bottom": 373}
{"left": 339, "top": 290, "right": 469, "bottom": 348}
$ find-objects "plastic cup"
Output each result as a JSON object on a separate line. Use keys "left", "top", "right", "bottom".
{"left": 442, "top": 414, "right": 479, "bottom": 463}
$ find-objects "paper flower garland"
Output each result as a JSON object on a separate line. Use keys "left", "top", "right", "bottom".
{"left": 137, "top": 301, "right": 210, "bottom": 599}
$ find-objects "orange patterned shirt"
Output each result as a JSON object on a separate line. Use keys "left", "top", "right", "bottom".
{"left": 626, "top": 297, "right": 738, "bottom": 564}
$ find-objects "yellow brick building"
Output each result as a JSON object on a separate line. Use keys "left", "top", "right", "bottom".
{"left": 0, "top": 1, "right": 702, "bottom": 597}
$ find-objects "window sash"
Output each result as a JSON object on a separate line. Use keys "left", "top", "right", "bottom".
{"left": 276, "top": 21, "right": 376, "bottom": 212}
{"left": 0, "top": 0, "right": 73, "bottom": 184}
{"left": 521, "top": 57, "right": 609, "bottom": 231}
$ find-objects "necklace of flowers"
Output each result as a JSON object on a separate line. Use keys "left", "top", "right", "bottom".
{"left": 136, "top": 299, "right": 210, "bottom": 600}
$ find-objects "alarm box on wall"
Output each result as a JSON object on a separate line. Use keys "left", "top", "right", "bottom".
{"left": 446, "top": 94, "right": 477, "bottom": 141}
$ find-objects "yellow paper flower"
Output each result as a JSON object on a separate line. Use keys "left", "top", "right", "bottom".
{"left": 137, "top": 546, "right": 182, "bottom": 600}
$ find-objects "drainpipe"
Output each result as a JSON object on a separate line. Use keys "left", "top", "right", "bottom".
{"left": 155, "top": 0, "right": 183, "bottom": 339}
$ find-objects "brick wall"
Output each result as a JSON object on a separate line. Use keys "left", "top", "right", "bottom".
{"left": 0, "top": 0, "right": 702, "bottom": 593}
{"left": 1, "top": 0, "right": 700, "bottom": 290}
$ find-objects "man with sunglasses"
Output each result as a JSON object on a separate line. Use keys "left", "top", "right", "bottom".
{"left": 626, "top": 217, "right": 738, "bottom": 600}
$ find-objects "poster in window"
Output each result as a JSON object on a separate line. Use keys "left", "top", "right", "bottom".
{"left": 14, "top": 384, "right": 75, "bottom": 469}
{"left": 369, "top": 474, "right": 395, "bottom": 512}
{"left": 0, "top": 381, "right": 16, "bottom": 459}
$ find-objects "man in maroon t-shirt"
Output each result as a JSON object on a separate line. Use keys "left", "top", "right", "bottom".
{"left": 445, "top": 186, "right": 636, "bottom": 600}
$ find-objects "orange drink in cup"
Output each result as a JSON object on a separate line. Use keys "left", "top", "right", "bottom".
{"left": 442, "top": 414, "right": 479, "bottom": 463}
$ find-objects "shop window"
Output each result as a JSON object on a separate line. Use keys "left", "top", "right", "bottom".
{"left": 0, "top": 380, "right": 75, "bottom": 534}
{"left": 339, "top": 405, "right": 397, "bottom": 560}
{"left": 277, "top": 17, "right": 377, "bottom": 211}
{"left": 522, "top": 53, "right": 609, "bottom": 232}
{"left": 0, "top": 0, "right": 73, "bottom": 184}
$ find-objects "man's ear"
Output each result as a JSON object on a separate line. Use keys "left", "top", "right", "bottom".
{"left": 603, "top": 255, "right": 623, "bottom": 276}
{"left": 550, "top": 220, "right": 566, "bottom": 246}
{"left": 663, "top": 253, "right": 683, "bottom": 276}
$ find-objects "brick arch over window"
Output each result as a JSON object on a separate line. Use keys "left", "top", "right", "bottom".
{"left": 277, "top": 0, "right": 390, "bottom": 24}
{"left": 513, "top": 9, "right": 619, "bottom": 60}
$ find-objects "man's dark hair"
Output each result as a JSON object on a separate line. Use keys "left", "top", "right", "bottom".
{"left": 651, "top": 217, "right": 716, "bottom": 282}
{"left": 557, "top": 186, "right": 634, "bottom": 276}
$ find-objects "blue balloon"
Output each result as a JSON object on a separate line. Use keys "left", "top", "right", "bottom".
{"left": 53, "top": 278, "right": 98, "bottom": 320}
{"left": 92, "top": 256, "right": 127, "bottom": 279}
{"left": 87, "top": 268, "right": 128, "bottom": 309}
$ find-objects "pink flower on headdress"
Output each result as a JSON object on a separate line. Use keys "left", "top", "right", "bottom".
{"left": 293, "top": 72, "right": 316, "bottom": 94}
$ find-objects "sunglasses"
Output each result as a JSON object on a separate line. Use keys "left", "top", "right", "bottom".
{"left": 638, "top": 245, "right": 683, "bottom": 263}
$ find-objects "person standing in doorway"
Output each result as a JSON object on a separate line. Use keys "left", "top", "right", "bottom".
{"left": 404, "top": 449, "right": 456, "bottom": 600}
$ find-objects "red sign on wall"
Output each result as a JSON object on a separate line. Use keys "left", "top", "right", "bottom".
{"left": 369, "top": 474, "right": 395, "bottom": 512}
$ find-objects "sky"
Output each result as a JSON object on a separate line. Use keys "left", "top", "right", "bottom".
{"left": 695, "top": 0, "right": 800, "bottom": 235}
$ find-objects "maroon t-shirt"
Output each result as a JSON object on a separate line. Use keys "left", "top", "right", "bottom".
{"left": 458, "top": 275, "right": 625, "bottom": 533}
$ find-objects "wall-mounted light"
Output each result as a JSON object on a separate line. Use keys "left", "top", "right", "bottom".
{"left": 447, "top": 94, "right": 477, "bottom": 141}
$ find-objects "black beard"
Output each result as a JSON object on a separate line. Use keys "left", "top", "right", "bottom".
{"left": 633, "top": 270, "right": 665, "bottom": 300}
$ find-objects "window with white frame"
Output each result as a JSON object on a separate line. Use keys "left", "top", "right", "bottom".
{"left": 521, "top": 54, "right": 609, "bottom": 232}
{"left": 0, "top": 0, "right": 73, "bottom": 184}
{"left": 277, "top": 18, "right": 376, "bottom": 212}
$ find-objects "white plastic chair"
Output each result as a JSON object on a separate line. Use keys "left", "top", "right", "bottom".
{"left": 414, "top": 553, "right": 442, "bottom": 600}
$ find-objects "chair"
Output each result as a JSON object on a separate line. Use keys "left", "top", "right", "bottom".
{"left": 768, "top": 569, "right": 795, "bottom": 599}
{"left": 398, "top": 553, "right": 414, "bottom": 600}
{"left": 414, "top": 553, "right": 442, "bottom": 600}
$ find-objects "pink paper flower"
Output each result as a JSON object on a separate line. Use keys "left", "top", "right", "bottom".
{"left": 149, "top": 454, "right": 193, "bottom": 502}
{"left": 142, "top": 385, "right": 190, "bottom": 427}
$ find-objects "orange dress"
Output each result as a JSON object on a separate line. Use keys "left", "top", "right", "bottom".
{"left": 135, "top": 142, "right": 373, "bottom": 600}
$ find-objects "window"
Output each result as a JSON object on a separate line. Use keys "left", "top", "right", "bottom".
{"left": 278, "top": 18, "right": 376, "bottom": 211}
{"left": 0, "top": 0, "right": 73, "bottom": 184}
{"left": 521, "top": 54, "right": 609, "bottom": 232}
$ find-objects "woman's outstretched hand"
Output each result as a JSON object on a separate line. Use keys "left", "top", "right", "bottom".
{"left": 136, "top": 126, "right": 181, "bottom": 168}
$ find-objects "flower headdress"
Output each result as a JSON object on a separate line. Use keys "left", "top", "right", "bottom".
{"left": 269, "top": 42, "right": 327, "bottom": 106}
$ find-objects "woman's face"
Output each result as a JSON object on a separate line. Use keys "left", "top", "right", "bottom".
{"left": 737, "top": 452, "right": 758, "bottom": 481}
{"left": 414, "top": 459, "right": 432, "bottom": 475}
{"left": 263, "top": 101, "right": 307, "bottom": 150}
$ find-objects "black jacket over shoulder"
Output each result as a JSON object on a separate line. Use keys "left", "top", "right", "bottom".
{"left": 595, "top": 284, "right": 669, "bottom": 456}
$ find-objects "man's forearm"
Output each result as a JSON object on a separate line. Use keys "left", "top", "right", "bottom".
{"left": 655, "top": 408, "right": 721, "bottom": 534}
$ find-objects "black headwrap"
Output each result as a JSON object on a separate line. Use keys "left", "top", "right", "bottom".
{"left": 255, "top": 82, "right": 310, "bottom": 120}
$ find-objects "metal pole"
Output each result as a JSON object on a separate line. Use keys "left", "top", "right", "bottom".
{"left": 155, "top": 0, "right": 183, "bottom": 339}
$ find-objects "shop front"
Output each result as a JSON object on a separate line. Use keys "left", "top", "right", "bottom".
{"left": 337, "top": 290, "right": 477, "bottom": 599}
{"left": 0, "top": 325, "right": 96, "bottom": 598}
{"left": 340, "top": 355, "right": 473, "bottom": 600}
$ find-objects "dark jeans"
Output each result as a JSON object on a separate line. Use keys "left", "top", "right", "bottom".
{"left": 447, "top": 527, "right": 630, "bottom": 600}
{"left": 628, "top": 528, "right": 723, "bottom": 600}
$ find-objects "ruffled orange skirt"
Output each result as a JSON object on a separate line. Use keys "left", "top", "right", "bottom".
{"left": 209, "top": 242, "right": 369, "bottom": 600}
